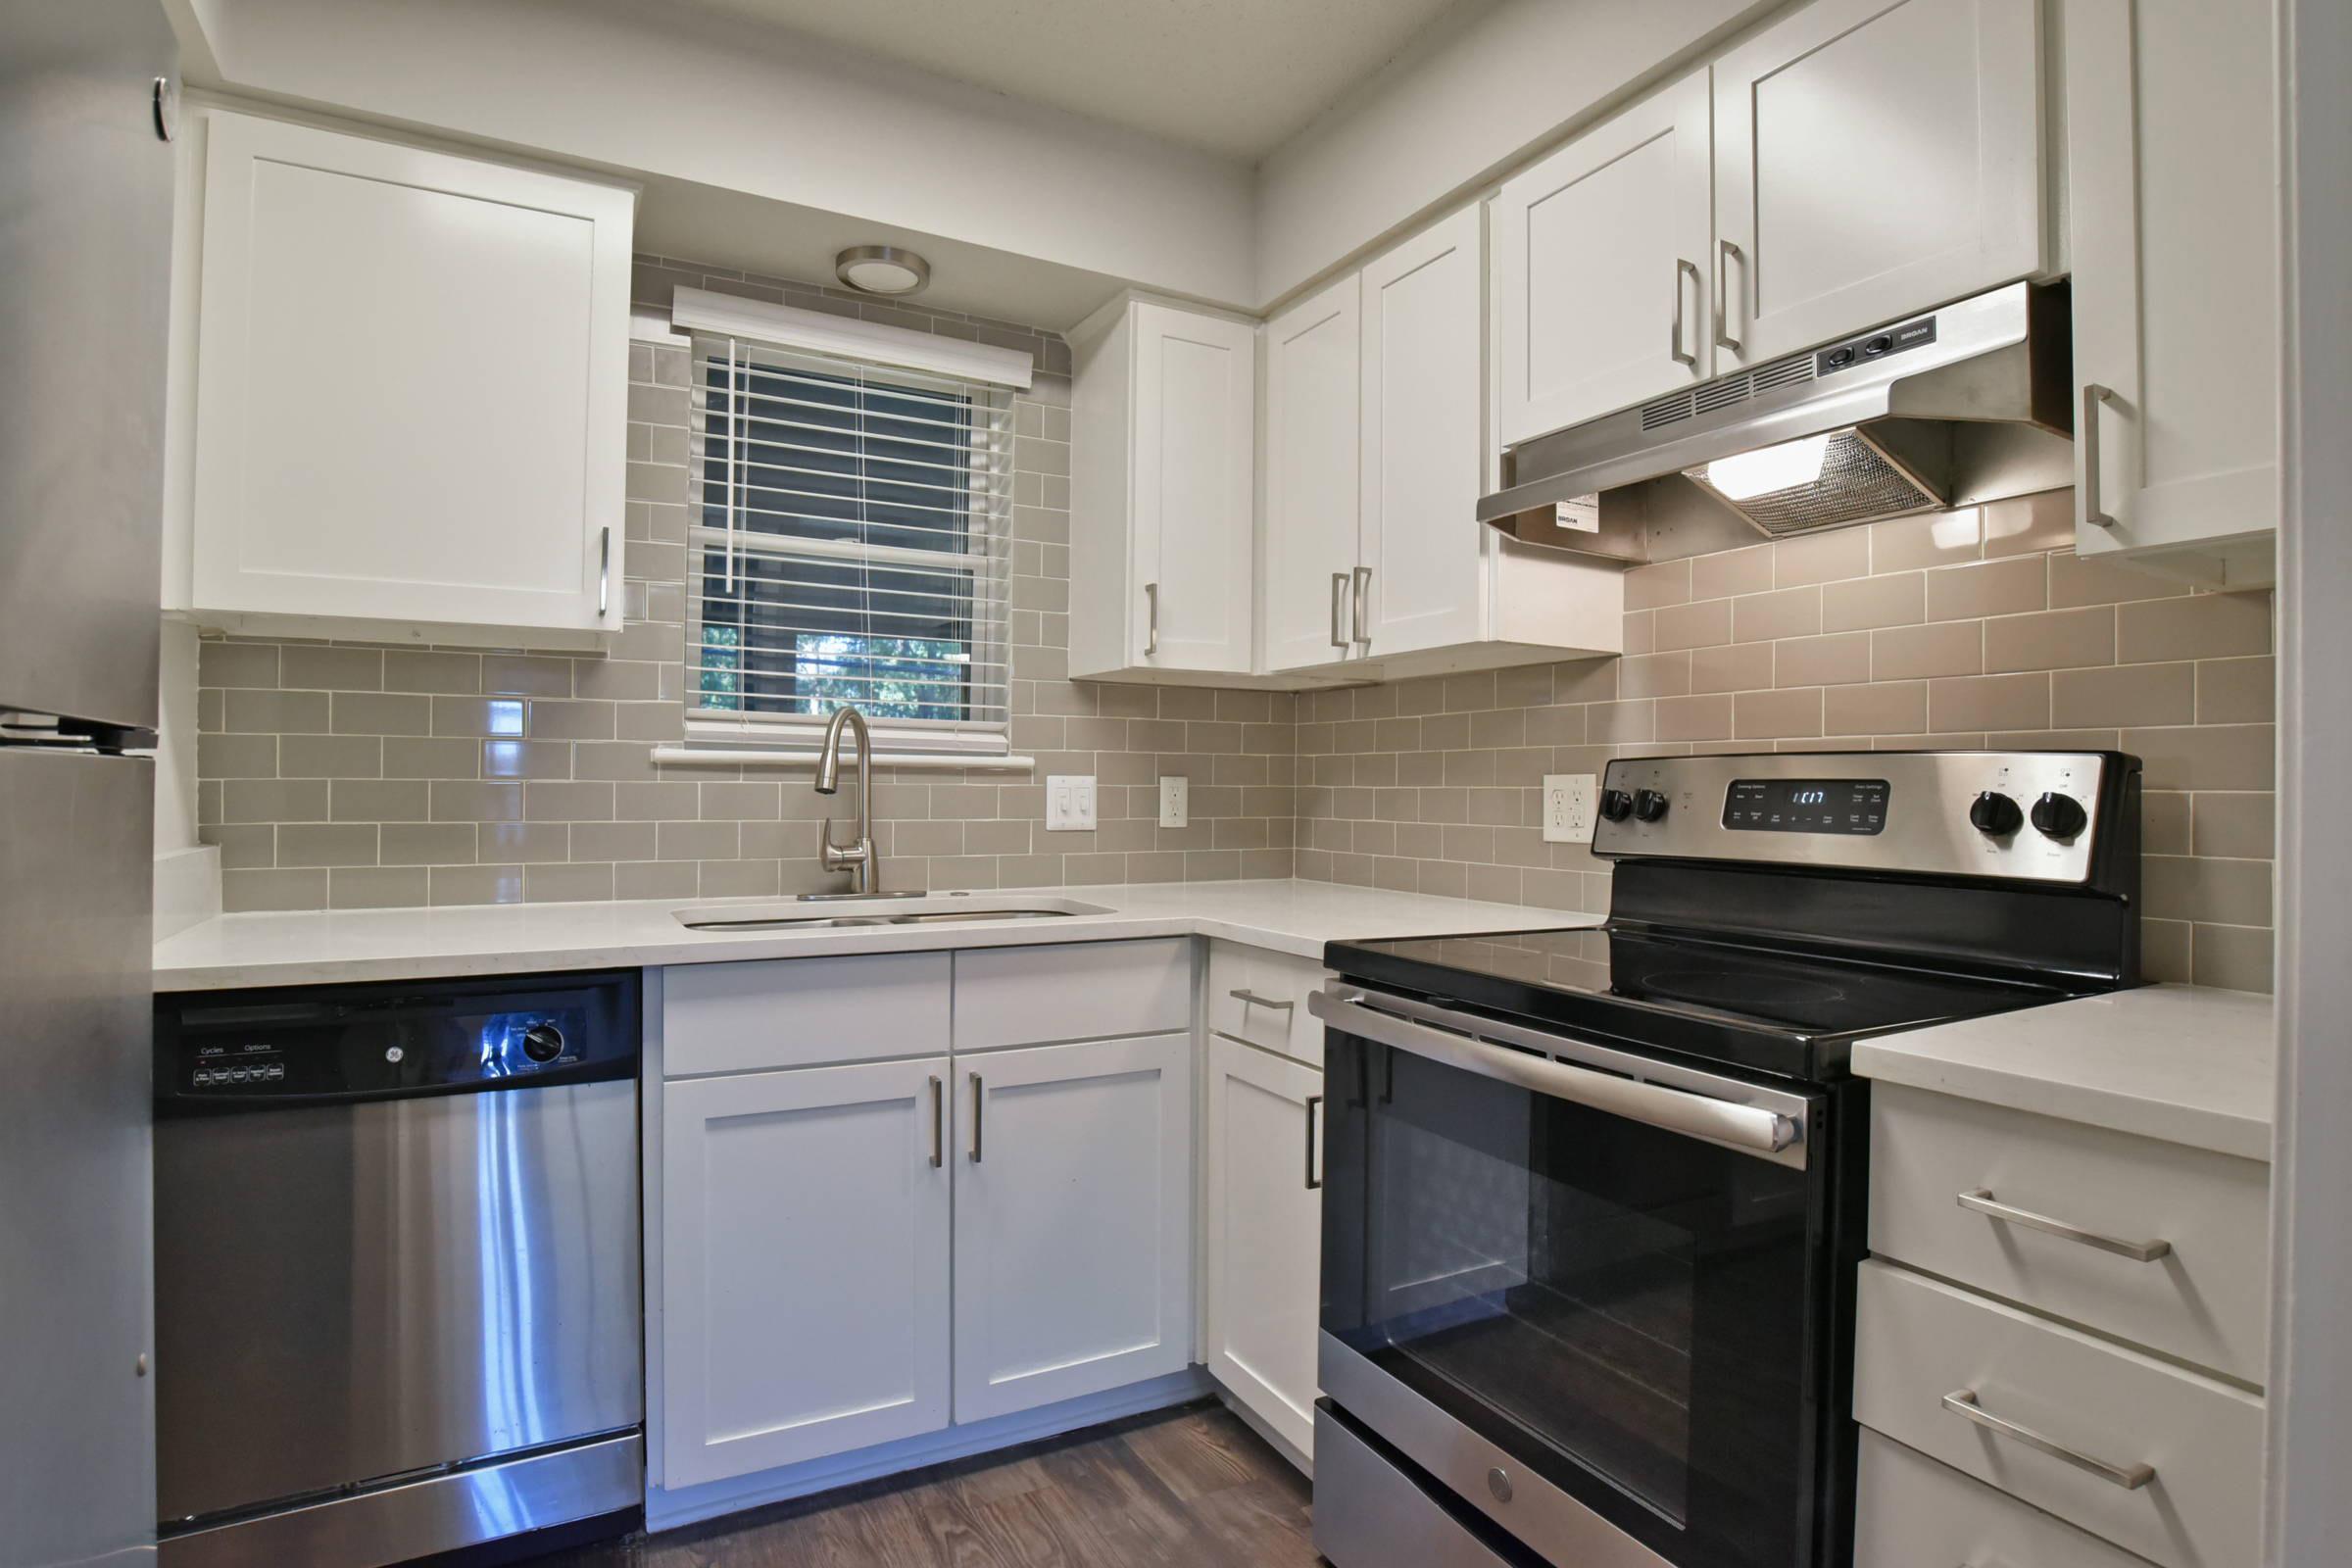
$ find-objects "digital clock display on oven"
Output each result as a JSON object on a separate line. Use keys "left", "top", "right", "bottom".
{"left": 1722, "top": 778, "right": 1889, "bottom": 835}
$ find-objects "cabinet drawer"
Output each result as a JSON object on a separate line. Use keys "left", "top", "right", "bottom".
{"left": 1206, "top": 942, "right": 1327, "bottom": 1066}
{"left": 1870, "top": 1083, "right": 2270, "bottom": 1382}
{"left": 953, "top": 939, "right": 1191, "bottom": 1050}
{"left": 662, "top": 953, "right": 950, "bottom": 1076}
{"left": 1856, "top": 1430, "right": 2148, "bottom": 1568}
{"left": 1854, "top": 1259, "right": 2263, "bottom": 1568}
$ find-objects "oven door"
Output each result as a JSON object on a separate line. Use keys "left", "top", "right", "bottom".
{"left": 1312, "top": 988, "right": 1833, "bottom": 1568}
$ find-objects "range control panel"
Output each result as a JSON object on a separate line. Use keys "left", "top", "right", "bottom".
{"left": 1593, "top": 752, "right": 2120, "bottom": 884}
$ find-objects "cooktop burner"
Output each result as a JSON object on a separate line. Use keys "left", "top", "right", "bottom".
{"left": 1325, "top": 925, "right": 2089, "bottom": 1082}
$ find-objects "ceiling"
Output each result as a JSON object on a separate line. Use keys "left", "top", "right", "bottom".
{"left": 659, "top": 0, "right": 1472, "bottom": 162}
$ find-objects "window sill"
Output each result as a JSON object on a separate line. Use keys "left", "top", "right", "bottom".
{"left": 649, "top": 745, "right": 1035, "bottom": 773}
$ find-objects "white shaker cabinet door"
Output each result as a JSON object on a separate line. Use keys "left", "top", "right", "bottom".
{"left": 1492, "top": 67, "right": 1715, "bottom": 446}
{"left": 190, "top": 112, "right": 632, "bottom": 636}
{"left": 953, "top": 1034, "right": 1194, "bottom": 1423}
{"left": 1712, "top": 0, "right": 2044, "bottom": 367}
{"left": 1204, "top": 1036, "right": 1324, "bottom": 1458}
{"left": 2067, "top": 0, "right": 2278, "bottom": 582}
{"left": 661, "top": 1058, "right": 952, "bottom": 1488}
{"left": 1360, "top": 205, "right": 1487, "bottom": 660}
{"left": 1130, "top": 304, "right": 1257, "bottom": 673}
{"left": 1261, "top": 274, "right": 1363, "bottom": 673}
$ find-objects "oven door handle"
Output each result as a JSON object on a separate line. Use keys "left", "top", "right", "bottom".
{"left": 1309, "top": 990, "right": 1802, "bottom": 1163}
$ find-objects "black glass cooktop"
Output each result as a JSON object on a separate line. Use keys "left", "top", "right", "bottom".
{"left": 1326, "top": 925, "right": 2093, "bottom": 1082}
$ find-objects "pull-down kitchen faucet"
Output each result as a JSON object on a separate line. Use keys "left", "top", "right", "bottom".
{"left": 812, "top": 704, "right": 879, "bottom": 894}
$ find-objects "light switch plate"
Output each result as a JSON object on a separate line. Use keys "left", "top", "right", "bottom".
{"left": 1158, "top": 775, "right": 1189, "bottom": 829}
{"left": 1045, "top": 774, "right": 1097, "bottom": 832}
{"left": 1543, "top": 773, "right": 1597, "bottom": 844}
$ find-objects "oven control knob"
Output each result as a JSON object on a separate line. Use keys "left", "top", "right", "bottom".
{"left": 2030, "top": 791, "right": 2087, "bottom": 840}
{"left": 1633, "top": 789, "right": 1671, "bottom": 823}
{"left": 520, "top": 1023, "right": 565, "bottom": 1063}
{"left": 1598, "top": 788, "right": 1636, "bottom": 822}
{"left": 1968, "top": 790, "right": 2023, "bottom": 836}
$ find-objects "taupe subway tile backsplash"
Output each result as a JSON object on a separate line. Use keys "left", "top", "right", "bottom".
{"left": 192, "top": 257, "right": 2274, "bottom": 991}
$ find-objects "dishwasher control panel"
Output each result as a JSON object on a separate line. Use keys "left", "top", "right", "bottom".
{"left": 156, "top": 971, "right": 640, "bottom": 1111}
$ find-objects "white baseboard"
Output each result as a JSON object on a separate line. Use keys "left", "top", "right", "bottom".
{"left": 645, "top": 1366, "right": 1213, "bottom": 1534}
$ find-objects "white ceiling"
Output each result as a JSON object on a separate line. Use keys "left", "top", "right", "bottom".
{"left": 660, "top": 0, "right": 1473, "bottom": 162}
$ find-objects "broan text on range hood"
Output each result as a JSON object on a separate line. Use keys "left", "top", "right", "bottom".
{"left": 1479, "top": 282, "right": 2075, "bottom": 563}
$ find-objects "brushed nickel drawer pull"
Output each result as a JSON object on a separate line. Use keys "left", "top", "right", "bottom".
{"left": 928, "top": 1074, "right": 943, "bottom": 1168}
{"left": 1957, "top": 1189, "right": 2173, "bottom": 1262}
{"left": 1229, "top": 988, "right": 1297, "bottom": 1013}
{"left": 2082, "top": 383, "right": 2118, "bottom": 527}
{"left": 1671, "top": 257, "right": 1698, "bottom": 367}
{"left": 1304, "top": 1095, "right": 1323, "bottom": 1191}
{"left": 1330, "top": 572, "right": 1350, "bottom": 650}
{"left": 968, "top": 1072, "right": 983, "bottom": 1163}
{"left": 1714, "top": 239, "right": 1744, "bottom": 354}
{"left": 1941, "top": 1390, "right": 2155, "bottom": 1491}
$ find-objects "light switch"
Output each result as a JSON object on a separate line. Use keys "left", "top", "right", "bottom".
{"left": 1045, "top": 774, "right": 1097, "bottom": 832}
{"left": 1158, "top": 775, "right": 1189, "bottom": 828}
{"left": 1543, "top": 773, "right": 1597, "bottom": 844}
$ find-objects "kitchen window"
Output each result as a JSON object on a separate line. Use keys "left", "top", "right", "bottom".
{"left": 684, "top": 325, "right": 1017, "bottom": 758}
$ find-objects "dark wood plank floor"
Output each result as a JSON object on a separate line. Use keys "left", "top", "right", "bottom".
{"left": 524, "top": 1401, "right": 1322, "bottom": 1568}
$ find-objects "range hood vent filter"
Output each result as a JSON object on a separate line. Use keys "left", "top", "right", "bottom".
{"left": 1683, "top": 426, "right": 1946, "bottom": 537}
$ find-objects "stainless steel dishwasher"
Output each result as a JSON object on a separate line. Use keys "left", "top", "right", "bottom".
{"left": 151, "top": 970, "right": 643, "bottom": 1568}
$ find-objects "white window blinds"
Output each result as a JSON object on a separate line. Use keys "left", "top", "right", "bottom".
{"left": 686, "top": 332, "right": 1016, "bottom": 754}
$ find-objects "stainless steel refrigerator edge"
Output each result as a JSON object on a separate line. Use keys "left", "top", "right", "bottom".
{"left": 0, "top": 4, "right": 176, "bottom": 1565}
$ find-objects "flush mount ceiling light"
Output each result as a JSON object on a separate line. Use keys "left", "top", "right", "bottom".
{"left": 835, "top": 244, "right": 931, "bottom": 297}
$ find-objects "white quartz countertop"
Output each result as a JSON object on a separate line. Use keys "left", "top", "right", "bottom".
{"left": 1852, "top": 983, "right": 2276, "bottom": 1160}
{"left": 152, "top": 879, "right": 1598, "bottom": 993}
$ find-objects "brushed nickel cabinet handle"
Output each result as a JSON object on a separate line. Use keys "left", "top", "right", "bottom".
{"left": 1714, "top": 239, "right": 1743, "bottom": 354}
{"left": 598, "top": 526, "right": 612, "bottom": 615}
{"left": 1330, "top": 572, "right": 1350, "bottom": 650}
{"left": 1350, "top": 565, "right": 1371, "bottom": 651}
{"left": 1941, "top": 1390, "right": 2155, "bottom": 1491}
{"left": 1143, "top": 581, "right": 1160, "bottom": 657}
{"left": 1672, "top": 258, "right": 1699, "bottom": 367}
{"left": 1229, "top": 988, "right": 1296, "bottom": 1013}
{"left": 928, "top": 1074, "right": 943, "bottom": 1168}
{"left": 968, "top": 1072, "right": 984, "bottom": 1163}
{"left": 1304, "top": 1095, "right": 1324, "bottom": 1191}
{"left": 1957, "top": 1189, "right": 2171, "bottom": 1261}
{"left": 2082, "top": 383, "right": 2118, "bottom": 528}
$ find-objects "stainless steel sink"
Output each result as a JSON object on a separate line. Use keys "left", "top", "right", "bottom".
{"left": 673, "top": 894, "right": 1114, "bottom": 933}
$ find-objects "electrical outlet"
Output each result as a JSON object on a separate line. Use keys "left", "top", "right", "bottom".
{"left": 1543, "top": 773, "right": 1598, "bottom": 844}
{"left": 1045, "top": 774, "right": 1097, "bottom": 832}
{"left": 1158, "top": 775, "right": 1189, "bottom": 828}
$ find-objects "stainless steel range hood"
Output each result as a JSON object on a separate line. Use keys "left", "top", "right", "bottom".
{"left": 1480, "top": 282, "right": 2074, "bottom": 563}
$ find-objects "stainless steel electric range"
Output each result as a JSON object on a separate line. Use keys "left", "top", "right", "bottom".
{"left": 1308, "top": 750, "right": 2142, "bottom": 1568}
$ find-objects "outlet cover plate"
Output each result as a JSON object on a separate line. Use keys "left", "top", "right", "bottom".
{"left": 1158, "top": 775, "right": 1189, "bottom": 829}
{"left": 1543, "top": 773, "right": 1597, "bottom": 844}
{"left": 1045, "top": 774, "right": 1097, "bottom": 832}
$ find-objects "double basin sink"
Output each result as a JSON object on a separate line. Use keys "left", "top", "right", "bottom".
{"left": 673, "top": 892, "right": 1113, "bottom": 933}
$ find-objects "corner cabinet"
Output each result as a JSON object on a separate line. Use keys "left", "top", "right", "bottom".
{"left": 1070, "top": 299, "right": 1257, "bottom": 680}
{"left": 1204, "top": 1034, "right": 1324, "bottom": 1459}
{"left": 2066, "top": 0, "right": 2278, "bottom": 586}
{"left": 1263, "top": 206, "right": 1622, "bottom": 679}
{"left": 1712, "top": 0, "right": 2046, "bottom": 368}
{"left": 178, "top": 111, "right": 633, "bottom": 647}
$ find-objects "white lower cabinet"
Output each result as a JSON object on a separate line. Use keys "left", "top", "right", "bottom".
{"left": 661, "top": 1057, "right": 953, "bottom": 1488}
{"left": 954, "top": 1033, "right": 1196, "bottom": 1422}
{"left": 1203, "top": 1035, "right": 1324, "bottom": 1459}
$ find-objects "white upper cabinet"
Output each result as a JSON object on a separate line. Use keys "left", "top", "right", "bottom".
{"left": 1262, "top": 275, "right": 1362, "bottom": 672}
{"left": 952, "top": 1033, "right": 1194, "bottom": 1423}
{"left": 1070, "top": 299, "right": 1257, "bottom": 679}
{"left": 1712, "top": 0, "right": 2045, "bottom": 368}
{"left": 661, "top": 1058, "right": 953, "bottom": 1488}
{"left": 1493, "top": 68, "right": 1715, "bottom": 445}
{"left": 2066, "top": 0, "right": 2278, "bottom": 586}
{"left": 1359, "top": 205, "right": 1488, "bottom": 660}
{"left": 184, "top": 112, "right": 633, "bottom": 645}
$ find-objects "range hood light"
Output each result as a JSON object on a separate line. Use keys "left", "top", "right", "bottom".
{"left": 1702, "top": 433, "right": 1835, "bottom": 501}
